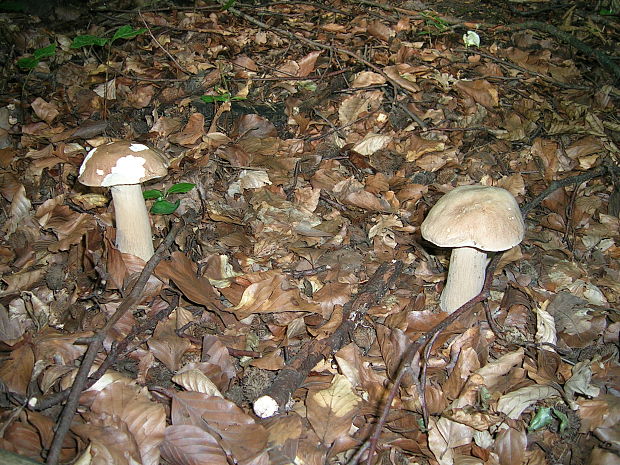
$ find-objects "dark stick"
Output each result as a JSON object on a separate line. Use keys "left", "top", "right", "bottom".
{"left": 44, "top": 220, "right": 185, "bottom": 465}
{"left": 364, "top": 254, "right": 503, "bottom": 465}
{"left": 520, "top": 166, "right": 607, "bottom": 216}
{"left": 253, "top": 261, "right": 403, "bottom": 418}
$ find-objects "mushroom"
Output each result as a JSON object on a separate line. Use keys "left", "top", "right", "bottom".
{"left": 78, "top": 141, "right": 169, "bottom": 262}
{"left": 420, "top": 185, "right": 524, "bottom": 313}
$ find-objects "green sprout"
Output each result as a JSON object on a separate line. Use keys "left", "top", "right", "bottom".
{"left": 17, "top": 44, "right": 57, "bottom": 70}
{"left": 143, "top": 182, "right": 196, "bottom": 215}
{"left": 200, "top": 93, "right": 246, "bottom": 103}
{"left": 71, "top": 25, "right": 146, "bottom": 49}
{"left": 528, "top": 406, "right": 570, "bottom": 434}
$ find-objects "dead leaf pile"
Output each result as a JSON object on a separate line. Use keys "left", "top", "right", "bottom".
{"left": 0, "top": 1, "right": 619, "bottom": 464}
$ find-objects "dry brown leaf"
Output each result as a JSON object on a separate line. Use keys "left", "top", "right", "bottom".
{"left": 454, "top": 79, "right": 499, "bottom": 108}
{"left": 262, "top": 413, "right": 303, "bottom": 446}
{"left": 161, "top": 424, "right": 228, "bottom": 465}
{"left": 156, "top": 252, "right": 223, "bottom": 310}
{"left": 297, "top": 51, "right": 322, "bottom": 77}
{"left": 474, "top": 348, "right": 524, "bottom": 390}
{"left": 0, "top": 343, "right": 34, "bottom": 395}
{"left": 232, "top": 273, "right": 320, "bottom": 319}
{"left": 367, "top": 20, "right": 395, "bottom": 42}
{"left": 201, "top": 335, "right": 236, "bottom": 391}
{"left": 31, "top": 97, "right": 59, "bottom": 124}
{"left": 0, "top": 303, "right": 25, "bottom": 343}
{"left": 200, "top": 396, "right": 269, "bottom": 463}
{"left": 494, "top": 426, "right": 526, "bottom": 465}
{"left": 496, "top": 385, "right": 560, "bottom": 419}
{"left": 89, "top": 381, "right": 166, "bottom": 465}
{"left": 351, "top": 133, "right": 392, "bottom": 156}
{"left": 169, "top": 112, "right": 205, "bottom": 146}
{"left": 306, "top": 374, "right": 361, "bottom": 445}
{"left": 428, "top": 417, "right": 474, "bottom": 465}
{"left": 352, "top": 71, "right": 386, "bottom": 88}
{"left": 148, "top": 317, "right": 192, "bottom": 372}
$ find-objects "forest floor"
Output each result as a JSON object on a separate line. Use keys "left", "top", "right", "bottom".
{"left": 0, "top": 0, "right": 619, "bottom": 464}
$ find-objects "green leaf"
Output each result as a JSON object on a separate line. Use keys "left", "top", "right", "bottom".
{"left": 33, "top": 44, "right": 56, "bottom": 59}
{"left": 221, "top": 0, "right": 236, "bottom": 10}
{"left": 17, "top": 57, "right": 39, "bottom": 69}
{"left": 111, "top": 25, "right": 146, "bottom": 43}
{"left": 200, "top": 93, "right": 246, "bottom": 103}
{"left": 71, "top": 35, "right": 109, "bottom": 48}
{"left": 143, "top": 189, "right": 164, "bottom": 200}
{"left": 552, "top": 408, "right": 570, "bottom": 433}
{"left": 528, "top": 407, "right": 553, "bottom": 432}
{"left": 150, "top": 199, "right": 180, "bottom": 215}
{"left": 201, "top": 94, "right": 232, "bottom": 103}
{"left": 166, "top": 182, "right": 196, "bottom": 195}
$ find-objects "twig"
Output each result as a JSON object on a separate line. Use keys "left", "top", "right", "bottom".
{"left": 455, "top": 48, "right": 590, "bottom": 90}
{"left": 138, "top": 10, "right": 191, "bottom": 76}
{"left": 219, "top": 2, "right": 413, "bottom": 95}
{"left": 364, "top": 254, "right": 503, "bottom": 464}
{"left": 253, "top": 261, "right": 403, "bottom": 418}
{"left": 520, "top": 166, "right": 607, "bottom": 216}
{"left": 44, "top": 220, "right": 185, "bottom": 465}
{"left": 509, "top": 21, "right": 620, "bottom": 83}
{"left": 89, "top": 291, "right": 180, "bottom": 381}
{"left": 361, "top": 163, "right": 618, "bottom": 462}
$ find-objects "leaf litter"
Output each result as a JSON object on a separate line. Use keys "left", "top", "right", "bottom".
{"left": 0, "top": 0, "right": 619, "bottom": 464}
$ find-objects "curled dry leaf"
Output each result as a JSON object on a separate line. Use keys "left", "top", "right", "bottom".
{"left": 172, "top": 369, "right": 223, "bottom": 397}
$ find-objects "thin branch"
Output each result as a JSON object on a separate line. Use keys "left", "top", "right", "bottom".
{"left": 364, "top": 254, "right": 503, "bottom": 464}
{"left": 44, "top": 220, "right": 186, "bottom": 465}
{"left": 138, "top": 10, "right": 191, "bottom": 76}
{"left": 253, "top": 261, "right": 403, "bottom": 418}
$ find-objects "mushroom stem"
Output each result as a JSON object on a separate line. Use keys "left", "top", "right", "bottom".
{"left": 440, "top": 247, "right": 489, "bottom": 313}
{"left": 110, "top": 184, "right": 154, "bottom": 261}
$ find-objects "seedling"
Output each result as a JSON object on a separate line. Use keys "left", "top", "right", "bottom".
{"left": 200, "top": 92, "right": 246, "bottom": 103}
{"left": 528, "top": 406, "right": 570, "bottom": 433}
{"left": 16, "top": 25, "right": 145, "bottom": 71}
{"left": 71, "top": 25, "right": 146, "bottom": 49}
{"left": 17, "top": 44, "right": 57, "bottom": 70}
{"left": 143, "top": 182, "right": 196, "bottom": 215}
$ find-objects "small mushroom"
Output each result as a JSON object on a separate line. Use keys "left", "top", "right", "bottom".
{"left": 420, "top": 185, "right": 524, "bottom": 313}
{"left": 78, "top": 141, "right": 169, "bottom": 262}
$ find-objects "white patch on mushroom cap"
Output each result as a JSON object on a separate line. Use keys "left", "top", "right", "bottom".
{"left": 96, "top": 169, "right": 104, "bottom": 175}
{"left": 101, "top": 155, "right": 147, "bottom": 186}
{"left": 79, "top": 146, "right": 97, "bottom": 176}
{"left": 129, "top": 143, "right": 149, "bottom": 152}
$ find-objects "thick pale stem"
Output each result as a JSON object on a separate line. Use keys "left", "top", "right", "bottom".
{"left": 110, "top": 184, "right": 154, "bottom": 261}
{"left": 440, "top": 247, "right": 488, "bottom": 313}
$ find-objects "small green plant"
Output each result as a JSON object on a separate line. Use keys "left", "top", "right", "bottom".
{"left": 143, "top": 182, "right": 196, "bottom": 215}
{"left": 528, "top": 406, "right": 570, "bottom": 433}
{"left": 17, "top": 44, "right": 57, "bottom": 70}
{"left": 71, "top": 25, "right": 146, "bottom": 49}
{"left": 200, "top": 93, "right": 246, "bottom": 103}
{"left": 16, "top": 25, "right": 145, "bottom": 71}
{"left": 419, "top": 12, "right": 450, "bottom": 33}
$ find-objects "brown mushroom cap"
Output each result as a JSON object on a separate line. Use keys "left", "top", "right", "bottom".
{"left": 78, "top": 141, "right": 169, "bottom": 187}
{"left": 421, "top": 185, "right": 524, "bottom": 251}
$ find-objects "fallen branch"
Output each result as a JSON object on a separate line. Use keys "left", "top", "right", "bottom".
{"left": 253, "top": 261, "right": 403, "bottom": 418}
{"left": 44, "top": 219, "right": 186, "bottom": 465}
{"left": 509, "top": 21, "right": 620, "bottom": 83}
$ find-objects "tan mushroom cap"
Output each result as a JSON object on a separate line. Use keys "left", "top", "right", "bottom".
{"left": 421, "top": 185, "right": 525, "bottom": 251}
{"left": 78, "top": 141, "right": 169, "bottom": 187}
